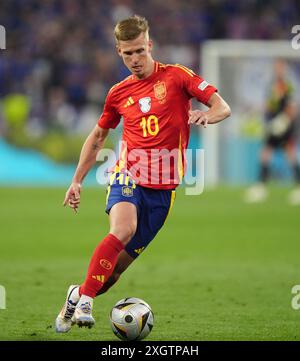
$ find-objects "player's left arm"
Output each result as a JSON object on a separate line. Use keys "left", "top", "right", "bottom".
{"left": 188, "top": 92, "right": 231, "bottom": 127}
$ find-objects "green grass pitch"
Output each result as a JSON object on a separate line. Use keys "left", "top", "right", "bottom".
{"left": 0, "top": 185, "right": 299, "bottom": 341}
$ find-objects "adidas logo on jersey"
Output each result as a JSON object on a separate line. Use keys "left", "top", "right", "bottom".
{"left": 124, "top": 97, "right": 134, "bottom": 108}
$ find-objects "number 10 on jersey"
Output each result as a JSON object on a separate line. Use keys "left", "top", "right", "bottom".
{"left": 140, "top": 115, "right": 159, "bottom": 137}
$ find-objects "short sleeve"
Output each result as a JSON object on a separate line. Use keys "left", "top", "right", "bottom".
{"left": 97, "top": 91, "right": 121, "bottom": 129}
{"left": 175, "top": 64, "right": 217, "bottom": 105}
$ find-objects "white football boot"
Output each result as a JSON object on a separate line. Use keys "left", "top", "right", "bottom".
{"left": 55, "top": 285, "right": 80, "bottom": 333}
{"left": 74, "top": 298, "right": 95, "bottom": 329}
{"left": 244, "top": 183, "right": 268, "bottom": 203}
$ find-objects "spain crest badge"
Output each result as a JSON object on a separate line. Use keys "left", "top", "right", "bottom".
{"left": 154, "top": 81, "right": 167, "bottom": 102}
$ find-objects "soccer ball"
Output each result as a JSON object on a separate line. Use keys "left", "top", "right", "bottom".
{"left": 109, "top": 297, "right": 154, "bottom": 341}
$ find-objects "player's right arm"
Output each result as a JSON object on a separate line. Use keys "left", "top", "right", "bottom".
{"left": 63, "top": 125, "right": 109, "bottom": 213}
{"left": 64, "top": 87, "right": 121, "bottom": 213}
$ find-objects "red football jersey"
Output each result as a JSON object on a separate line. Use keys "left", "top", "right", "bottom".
{"left": 98, "top": 62, "right": 217, "bottom": 189}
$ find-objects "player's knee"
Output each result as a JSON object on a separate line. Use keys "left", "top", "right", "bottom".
{"left": 110, "top": 223, "right": 136, "bottom": 245}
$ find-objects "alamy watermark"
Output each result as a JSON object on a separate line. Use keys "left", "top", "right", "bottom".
{"left": 95, "top": 142, "right": 205, "bottom": 195}
{"left": 0, "top": 285, "right": 6, "bottom": 309}
{"left": 291, "top": 25, "right": 300, "bottom": 50}
{"left": 291, "top": 285, "right": 300, "bottom": 310}
{"left": 0, "top": 25, "right": 6, "bottom": 50}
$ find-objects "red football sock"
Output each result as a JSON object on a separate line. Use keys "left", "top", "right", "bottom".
{"left": 79, "top": 234, "right": 124, "bottom": 298}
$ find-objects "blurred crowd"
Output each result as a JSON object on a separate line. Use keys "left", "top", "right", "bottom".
{"left": 0, "top": 0, "right": 299, "bottom": 135}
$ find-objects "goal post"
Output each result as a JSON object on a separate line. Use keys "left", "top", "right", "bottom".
{"left": 200, "top": 40, "right": 300, "bottom": 186}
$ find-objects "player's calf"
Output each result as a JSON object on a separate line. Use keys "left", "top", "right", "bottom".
{"left": 96, "top": 273, "right": 120, "bottom": 295}
{"left": 96, "top": 250, "right": 135, "bottom": 296}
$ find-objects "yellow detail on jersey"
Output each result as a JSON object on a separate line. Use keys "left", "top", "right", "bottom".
{"left": 140, "top": 117, "right": 147, "bottom": 137}
{"left": 113, "top": 164, "right": 121, "bottom": 174}
{"left": 140, "top": 115, "right": 159, "bottom": 137}
{"left": 108, "top": 75, "right": 132, "bottom": 96}
{"left": 177, "top": 133, "right": 184, "bottom": 181}
{"left": 158, "top": 62, "right": 166, "bottom": 70}
{"left": 108, "top": 83, "right": 120, "bottom": 94}
{"left": 134, "top": 247, "right": 145, "bottom": 255}
{"left": 173, "top": 64, "right": 195, "bottom": 77}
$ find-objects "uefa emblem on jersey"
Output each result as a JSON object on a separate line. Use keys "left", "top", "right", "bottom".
{"left": 138, "top": 97, "right": 151, "bottom": 113}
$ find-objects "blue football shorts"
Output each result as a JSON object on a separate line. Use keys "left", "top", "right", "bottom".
{"left": 105, "top": 172, "right": 176, "bottom": 259}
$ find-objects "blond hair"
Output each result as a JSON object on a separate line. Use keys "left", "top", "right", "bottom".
{"left": 114, "top": 15, "right": 149, "bottom": 43}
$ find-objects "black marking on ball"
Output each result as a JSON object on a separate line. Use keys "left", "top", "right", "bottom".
{"left": 125, "top": 315, "right": 133, "bottom": 323}
{"left": 115, "top": 302, "right": 135, "bottom": 310}
{"left": 113, "top": 323, "right": 127, "bottom": 339}
{"left": 141, "top": 311, "right": 150, "bottom": 330}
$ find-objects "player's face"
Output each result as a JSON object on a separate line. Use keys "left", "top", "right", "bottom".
{"left": 117, "top": 33, "right": 154, "bottom": 79}
{"left": 273, "top": 59, "right": 287, "bottom": 80}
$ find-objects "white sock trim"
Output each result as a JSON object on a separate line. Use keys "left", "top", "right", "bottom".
{"left": 77, "top": 295, "right": 93, "bottom": 307}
